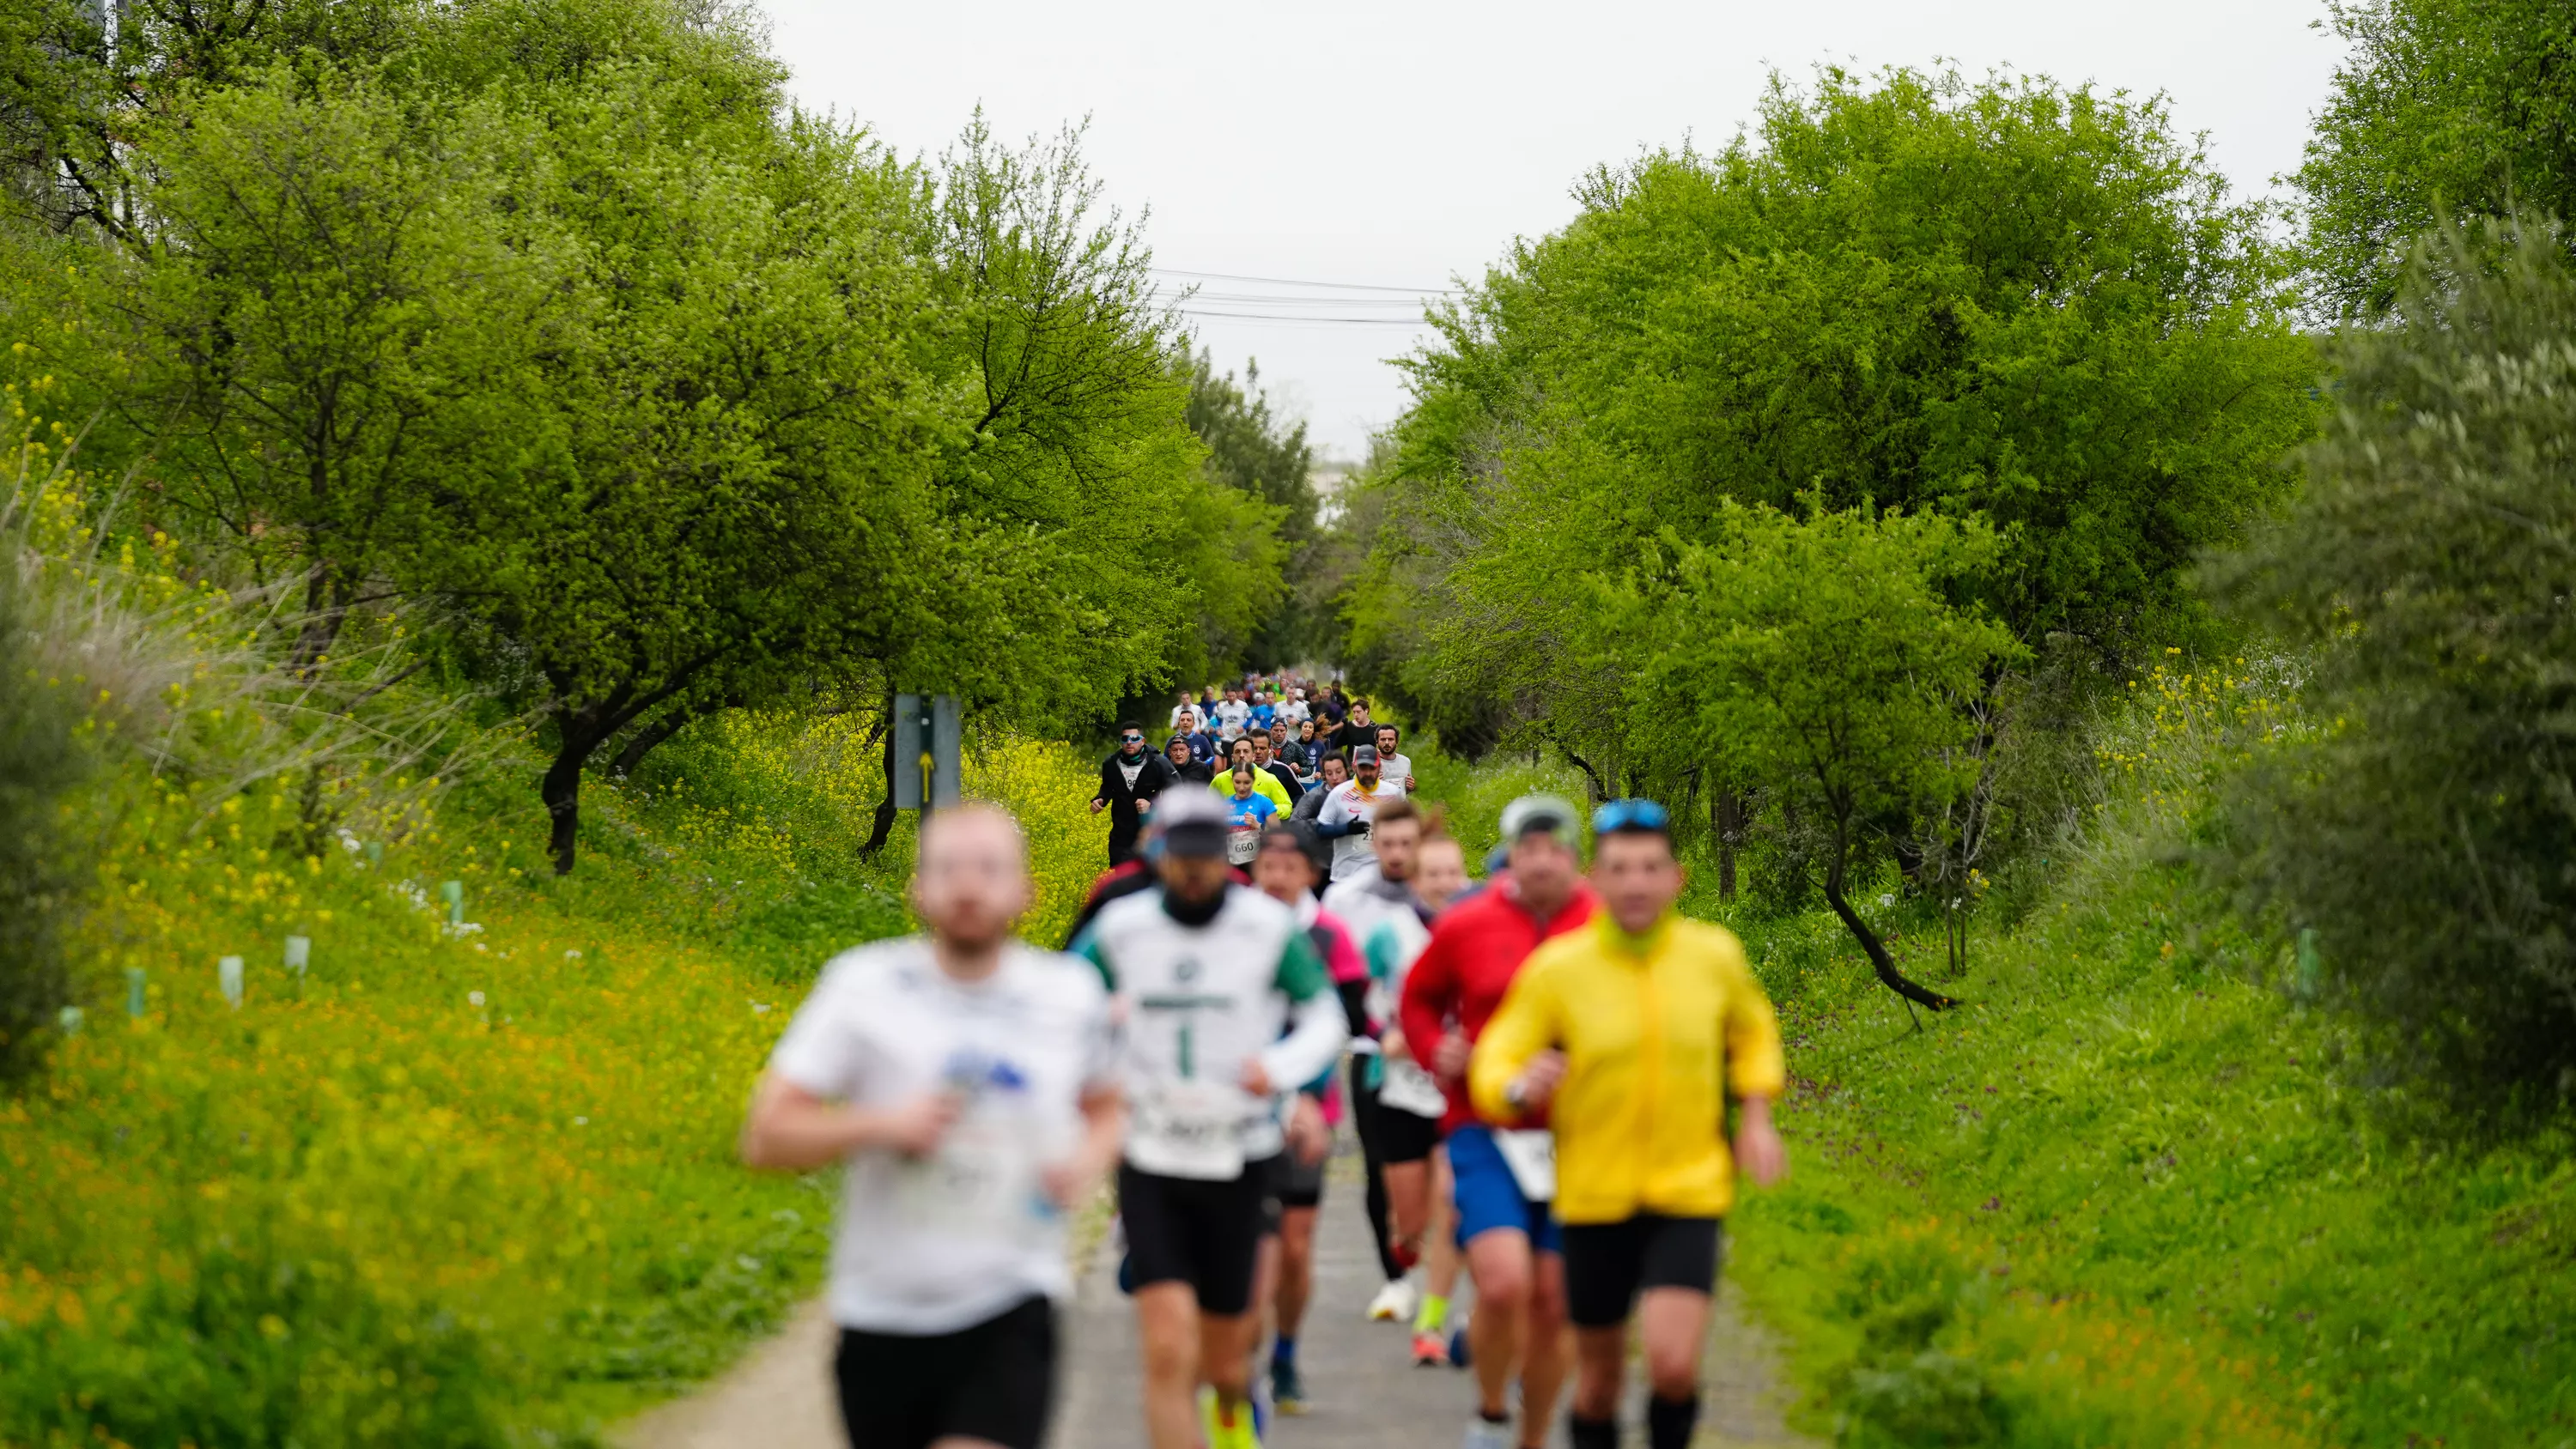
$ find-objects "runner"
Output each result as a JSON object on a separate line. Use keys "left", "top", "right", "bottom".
{"left": 1314, "top": 744, "right": 1407, "bottom": 883}
{"left": 1374, "top": 723, "right": 1419, "bottom": 794}
{"left": 1291, "top": 753, "right": 1346, "bottom": 824}
{"left": 1403, "top": 829, "right": 1473, "bottom": 1367}
{"left": 1321, "top": 798, "right": 1433, "bottom": 1325}
{"left": 1165, "top": 734, "right": 1214, "bottom": 786}
{"left": 741, "top": 804, "right": 1125, "bottom": 1449}
{"left": 1400, "top": 795, "right": 1598, "bottom": 1449}
{"left": 1249, "top": 827, "right": 1369, "bottom": 1417}
{"left": 1471, "top": 800, "right": 1787, "bottom": 1449}
{"left": 1094, "top": 722, "right": 1178, "bottom": 868}
{"left": 1221, "top": 762, "right": 1282, "bottom": 865}
{"left": 1209, "top": 737, "right": 1294, "bottom": 815}
{"left": 1072, "top": 791, "right": 1348, "bottom": 1449}
{"left": 1249, "top": 731, "right": 1305, "bottom": 805}
{"left": 1327, "top": 698, "right": 1378, "bottom": 760}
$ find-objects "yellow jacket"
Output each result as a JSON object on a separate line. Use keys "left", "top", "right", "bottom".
{"left": 1469, "top": 911, "right": 1786, "bottom": 1223}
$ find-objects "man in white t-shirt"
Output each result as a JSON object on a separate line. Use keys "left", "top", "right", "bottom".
{"left": 1211, "top": 687, "right": 1253, "bottom": 734}
{"left": 1315, "top": 744, "right": 1409, "bottom": 882}
{"left": 743, "top": 805, "right": 1124, "bottom": 1449}
{"left": 1373, "top": 723, "right": 1419, "bottom": 794}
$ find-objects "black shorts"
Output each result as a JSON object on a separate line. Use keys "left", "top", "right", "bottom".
{"left": 1560, "top": 1214, "right": 1724, "bottom": 1329}
{"left": 1375, "top": 1098, "right": 1444, "bottom": 1164}
{"left": 1119, "top": 1159, "right": 1275, "bottom": 1316}
{"left": 835, "top": 1295, "right": 1055, "bottom": 1449}
{"left": 1274, "top": 1149, "right": 1325, "bottom": 1209}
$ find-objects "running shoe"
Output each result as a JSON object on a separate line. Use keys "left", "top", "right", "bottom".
{"left": 1365, "top": 1277, "right": 1419, "bottom": 1323}
{"left": 1449, "top": 1324, "right": 1472, "bottom": 1369}
{"left": 1411, "top": 1330, "right": 1449, "bottom": 1367}
{"left": 1270, "top": 1356, "right": 1309, "bottom": 1416}
{"left": 1462, "top": 1416, "right": 1512, "bottom": 1449}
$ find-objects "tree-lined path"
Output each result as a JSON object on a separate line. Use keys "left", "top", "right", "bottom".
{"left": 621, "top": 1146, "right": 1814, "bottom": 1449}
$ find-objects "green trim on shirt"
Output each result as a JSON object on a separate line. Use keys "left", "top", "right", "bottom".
{"left": 1273, "top": 930, "right": 1328, "bottom": 1001}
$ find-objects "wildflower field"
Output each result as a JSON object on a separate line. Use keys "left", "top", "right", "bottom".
{"left": 1695, "top": 658, "right": 2576, "bottom": 1447}
{"left": 0, "top": 700, "right": 1110, "bottom": 1446}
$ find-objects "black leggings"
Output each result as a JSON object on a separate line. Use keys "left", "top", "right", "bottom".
{"left": 1348, "top": 1055, "right": 1404, "bottom": 1281}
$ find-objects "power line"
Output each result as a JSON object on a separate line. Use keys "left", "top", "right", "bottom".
{"left": 1153, "top": 266, "right": 1461, "bottom": 295}
{"left": 1180, "top": 291, "right": 1431, "bottom": 307}
{"left": 1175, "top": 308, "right": 1437, "bottom": 325}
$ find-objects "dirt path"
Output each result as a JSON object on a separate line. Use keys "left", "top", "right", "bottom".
{"left": 617, "top": 1148, "right": 1816, "bottom": 1448}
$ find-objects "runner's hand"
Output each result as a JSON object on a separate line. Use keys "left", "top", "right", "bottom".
{"left": 1735, "top": 1097, "right": 1788, "bottom": 1187}
{"left": 1382, "top": 1027, "right": 1410, "bottom": 1064}
{"left": 1432, "top": 1031, "right": 1472, "bottom": 1081}
{"left": 878, "top": 1091, "right": 960, "bottom": 1157}
{"left": 1288, "top": 1095, "right": 1328, "bottom": 1164}
{"left": 1239, "top": 1059, "right": 1274, "bottom": 1096}
{"left": 1039, "top": 1158, "right": 1091, "bottom": 1210}
{"left": 1513, "top": 1048, "right": 1567, "bottom": 1109}
{"left": 1089, "top": 797, "right": 1106, "bottom": 814}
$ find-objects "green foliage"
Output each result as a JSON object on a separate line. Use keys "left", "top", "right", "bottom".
{"left": 2207, "top": 219, "right": 2576, "bottom": 1115}
{"left": 0, "top": 556, "right": 85, "bottom": 1086}
{"left": 2299, "top": 0, "right": 2576, "bottom": 318}
{"left": 0, "top": 0, "right": 1290, "bottom": 872}
{"left": 1674, "top": 664, "right": 2576, "bottom": 1447}
{"left": 1186, "top": 352, "right": 1325, "bottom": 666}
{"left": 1626, "top": 500, "right": 2023, "bottom": 1008}
{"left": 1352, "top": 65, "right": 2318, "bottom": 779}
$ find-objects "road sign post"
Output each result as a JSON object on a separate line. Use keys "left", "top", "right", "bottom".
{"left": 891, "top": 694, "right": 961, "bottom": 813}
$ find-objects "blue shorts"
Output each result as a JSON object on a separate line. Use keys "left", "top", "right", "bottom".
{"left": 1445, "top": 1125, "right": 1560, "bottom": 1254}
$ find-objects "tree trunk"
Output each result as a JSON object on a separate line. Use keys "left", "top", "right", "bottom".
{"left": 1820, "top": 819, "right": 1957, "bottom": 1023}
{"left": 860, "top": 694, "right": 898, "bottom": 858}
{"left": 544, "top": 706, "right": 621, "bottom": 876}
{"left": 1714, "top": 788, "right": 1743, "bottom": 903}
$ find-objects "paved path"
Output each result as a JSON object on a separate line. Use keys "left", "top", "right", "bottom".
{"left": 620, "top": 1143, "right": 1817, "bottom": 1448}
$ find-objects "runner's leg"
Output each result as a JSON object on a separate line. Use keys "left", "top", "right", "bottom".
{"left": 1638, "top": 1287, "right": 1712, "bottom": 1449}
{"left": 1133, "top": 1282, "right": 1204, "bottom": 1449}
{"left": 1349, "top": 1058, "right": 1404, "bottom": 1284}
{"left": 1463, "top": 1228, "right": 1532, "bottom": 1422}
{"left": 1275, "top": 1204, "right": 1317, "bottom": 1343}
{"left": 1522, "top": 1249, "right": 1572, "bottom": 1449}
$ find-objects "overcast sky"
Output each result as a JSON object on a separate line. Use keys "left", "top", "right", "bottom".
{"left": 762, "top": 0, "right": 2349, "bottom": 461}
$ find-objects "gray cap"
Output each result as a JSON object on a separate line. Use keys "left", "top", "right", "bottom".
{"left": 1151, "top": 789, "right": 1230, "bottom": 858}
{"left": 1498, "top": 792, "right": 1580, "bottom": 847}
{"left": 1351, "top": 744, "right": 1380, "bottom": 767}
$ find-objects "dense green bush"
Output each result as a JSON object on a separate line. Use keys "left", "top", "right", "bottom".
{"left": 2209, "top": 218, "right": 2576, "bottom": 1116}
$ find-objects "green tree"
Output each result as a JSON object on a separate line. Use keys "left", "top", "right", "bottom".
{"left": 1355, "top": 65, "right": 2316, "bottom": 851}
{"left": 1185, "top": 351, "right": 1321, "bottom": 664}
{"left": 1630, "top": 500, "right": 2024, "bottom": 1016}
{"left": 76, "top": 69, "right": 565, "bottom": 670}
{"left": 2208, "top": 219, "right": 2576, "bottom": 1114}
{"left": 2299, "top": 0, "right": 2576, "bottom": 318}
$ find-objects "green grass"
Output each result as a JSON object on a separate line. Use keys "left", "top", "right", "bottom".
{"left": 1702, "top": 802, "right": 2576, "bottom": 1447}
{"left": 0, "top": 710, "right": 1110, "bottom": 1448}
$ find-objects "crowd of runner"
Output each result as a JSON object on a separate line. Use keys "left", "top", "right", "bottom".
{"left": 741, "top": 670, "right": 1788, "bottom": 1449}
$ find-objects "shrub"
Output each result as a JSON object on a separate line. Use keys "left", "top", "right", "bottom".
{"left": 0, "top": 496, "right": 87, "bottom": 1087}
{"left": 2208, "top": 216, "right": 2576, "bottom": 1116}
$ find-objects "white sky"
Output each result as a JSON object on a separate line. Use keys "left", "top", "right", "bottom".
{"left": 762, "top": 0, "right": 2348, "bottom": 461}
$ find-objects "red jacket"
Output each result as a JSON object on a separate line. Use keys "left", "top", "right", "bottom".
{"left": 1399, "top": 878, "right": 1598, "bottom": 1132}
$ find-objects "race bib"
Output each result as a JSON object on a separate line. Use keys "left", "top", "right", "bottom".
{"left": 1495, "top": 1128, "right": 1557, "bottom": 1203}
{"left": 1381, "top": 1058, "right": 1449, "bottom": 1119}
{"left": 1130, "top": 1079, "right": 1249, "bottom": 1181}
{"left": 894, "top": 1112, "right": 1046, "bottom": 1237}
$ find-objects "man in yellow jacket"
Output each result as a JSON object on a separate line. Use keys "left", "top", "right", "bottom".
{"left": 1467, "top": 798, "right": 1787, "bottom": 1449}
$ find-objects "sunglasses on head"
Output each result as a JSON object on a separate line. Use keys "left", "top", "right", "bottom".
{"left": 1592, "top": 798, "right": 1672, "bottom": 834}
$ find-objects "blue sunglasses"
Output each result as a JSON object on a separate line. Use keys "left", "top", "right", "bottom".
{"left": 1592, "top": 798, "right": 1672, "bottom": 835}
